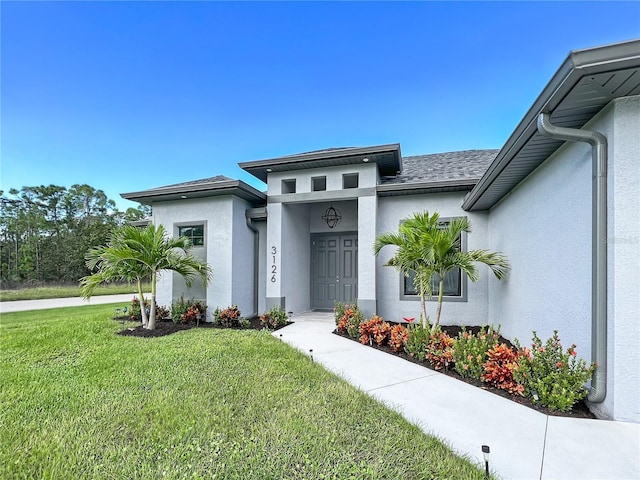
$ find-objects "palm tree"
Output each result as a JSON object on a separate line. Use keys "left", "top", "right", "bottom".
{"left": 374, "top": 211, "right": 510, "bottom": 331}
{"left": 81, "top": 224, "right": 212, "bottom": 330}
{"left": 427, "top": 216, "right": 509, "bottom": 330}
{"left": 374, "top": 211, "right": 441, "bottom": 329}
{"left": 82, "top": 237, "right": 151, "bottom": 326}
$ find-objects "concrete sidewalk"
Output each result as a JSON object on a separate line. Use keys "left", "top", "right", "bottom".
{"left": 0, "top": 294, "right": 142, "bottom": 314}
{"left": 274, "top": 312, "right": 640, "bottom": 480}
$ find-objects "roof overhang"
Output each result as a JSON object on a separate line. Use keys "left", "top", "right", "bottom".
{"left": 121, "top": 179, "right": 266, "bottom": 205}
{"left": 463, "top": 39, "right": 640, "bottom": 211}
{"left": 377, "top": 179, "right": 478, "bottom": 197}
{"left": 239, "top": 143, "right": 402, "bottom": 182}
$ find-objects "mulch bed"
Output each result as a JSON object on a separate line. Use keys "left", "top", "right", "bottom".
{"left": 116, "top": 317, "right": 291, "bottom": 338}
{"left": 334, "top": 323, "right": 596, "bottom": 420}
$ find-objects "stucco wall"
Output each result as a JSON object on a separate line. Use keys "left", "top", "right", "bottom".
{"left": 488, "top": 96, "right": 640, "bottom": 422}
{"left": 231, "top": 196, "right": 257, "bottom": 317}
{"left": 281, "top": 203, "right": 311, "bottom": 313}
{"left": 256, "top": 219, "right": 267, "bottom": 315}
{"left": 376, "top": 193, "right": 490, "bottom": 325}
{"left": 605, "top": 96, "right": 640, "bottom": 422}
{"left": 487, "top": 124, "right": 593, "bottom": 358}
{"left": 152, "top": 196, "right": 234, "bottom": 321}
{"left": 358, "top": 195, "right": 377, "bottom": 317}
{"left": 267, "top": 163, "right": 378, "bottom": 195}
{"left": 265, "top": 203, "right": 283, "bottom": 308}
{"left": 309, "top": 201, "right": 357, "bottom": 233}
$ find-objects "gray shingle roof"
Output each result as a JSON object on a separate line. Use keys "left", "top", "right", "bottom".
{"left": 145, "top": 175, "right": 234, "bottom": 191}
{"left": 382, "top": 149, "right": 499, "bottom": 185}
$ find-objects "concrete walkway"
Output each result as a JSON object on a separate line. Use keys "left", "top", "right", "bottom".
{"left": 0, "top": 294, "right": 141, "bottom": 314}
{"left": 274, "top": 312, "right": 640, "bottom": 480}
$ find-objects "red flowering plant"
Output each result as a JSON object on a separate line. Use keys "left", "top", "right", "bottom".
{"left": 481, "top": 343, "right": 523, "bottom": 394}
{"left": 359, "top": 315, "right": 390, "bottom": 346}
{"left": 171, "top": 295, "right": 206, "bottom": 324}
{"left": 335, "top": 302, "right": 364, "bottom": 339}
{"left": 389, "top": 324, "right": 409, "bottom": 353}
{"left": 453, "top": 325, "right": 501, "bottom": 380}
{"left": 213, "top": 305, "right": 242, "bottom": 328}
{"left": 426, "top": 327, "right": 455, "bottom": 370}
{"left": 513, "top": 331, "right": 596, "bottom": 412}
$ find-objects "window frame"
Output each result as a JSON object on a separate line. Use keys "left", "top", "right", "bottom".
{"left": 342, "top": 173, "right": 359, "bottom": 189}
{"left": 177, "top": 223, "right": 206, "bottom": 247}
{"left": 311, "top": 176, "right": 327, "bottom": 192}
{"left": 398, "top": 216, "right": 468, "bottom": 303}
{"left": 281, "top": 179, "right": 297, "bottom": 194}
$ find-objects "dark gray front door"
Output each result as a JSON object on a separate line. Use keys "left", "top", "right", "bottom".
{"left": 311, "top": 233, "right": 358, "bottom": 310}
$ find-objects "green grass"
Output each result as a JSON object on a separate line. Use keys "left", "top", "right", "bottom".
{"left": 0, "top": 283, "right": 150, "bottom": 301}
{"left": 0, "top": 305, "right": 489, "bottom": 479}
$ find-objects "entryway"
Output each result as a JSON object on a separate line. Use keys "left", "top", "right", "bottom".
{"left": 310, "top": 233, "right": 358, "bottom": 310}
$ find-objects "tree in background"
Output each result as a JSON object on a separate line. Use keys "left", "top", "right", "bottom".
{"left": 0, "top": 184, "right": 151, "bottom": 287}
{"left": 81, "top": 224, "right": 212, "bottom": 330}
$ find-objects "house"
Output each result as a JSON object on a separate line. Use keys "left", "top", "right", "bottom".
{"left": 122, "top": 39, "right": 639, "bottom": 423}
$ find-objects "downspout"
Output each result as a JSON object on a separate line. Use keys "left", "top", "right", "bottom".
{"left": 537, "top": 112, "right": 607, "bottom": 403}
{"left": 246, "top": 215, "right": 259, "bottom": 318}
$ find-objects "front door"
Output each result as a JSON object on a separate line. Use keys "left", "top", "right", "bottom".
{"left": 311, "top": 233, "right": 358, "bottom": 310}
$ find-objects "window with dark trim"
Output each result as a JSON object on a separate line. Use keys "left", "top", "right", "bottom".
{"left": 312, "top": 176, "right": 327, "bottom": 191}
{"left": 282, "top": 179, "right": 296, "bottom": 194}
{"left": 343, "top": 173, "right": 359, "bottom": 189}
{"left": 404, "top": 268, "right": 462, "bottom": 297}
{"left": 178, "top": 225, "right": 204, "bottom": 246}
{"left": 402, "top": 219, "right": 463, "bottom": 298}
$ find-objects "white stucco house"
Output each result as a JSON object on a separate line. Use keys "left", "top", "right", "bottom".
{"left": 122, "top": 40, "right": 639, "bottom": 423}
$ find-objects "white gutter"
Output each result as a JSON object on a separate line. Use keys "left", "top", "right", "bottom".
{"left": 537, "top": 112, "right": 607, "bottom": 403}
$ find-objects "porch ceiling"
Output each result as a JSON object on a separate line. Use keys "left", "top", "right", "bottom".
{"left": 463, "top": 39, "right": 640, "bottom": 212}
{"left": 239, "top": 144, "right": 402, "bottom": 182}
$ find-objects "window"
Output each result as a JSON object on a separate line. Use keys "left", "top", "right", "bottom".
{"left": 178, "top": 225, "right": 204, "bottom": 246}
{"left": 312, "top": 176, "right": 326, "bottom": 191}
{"left": 404, "top": 268, "right": 461, "bottom": 297}
{"left": 343, "top": 173, "right": 359, "bottom": 189}
{"left": 401, "top": 218, "right": 465, "bottom": 299}
{"left": 282, "top": 179, "right": 296, "bottom": 194}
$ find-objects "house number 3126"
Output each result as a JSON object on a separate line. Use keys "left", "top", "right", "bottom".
{"left": 271, "top": 246, "right": 277, "bottom": 283}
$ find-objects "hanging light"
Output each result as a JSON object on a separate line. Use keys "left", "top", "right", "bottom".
{"left": 322, "top": 204, "right": 342, "bottom": 228}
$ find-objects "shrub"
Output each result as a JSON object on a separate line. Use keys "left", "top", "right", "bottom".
{"left": 514, "top": 331, "right": 596, "bottom": 412}
{"left": 130, "top": 298, "right": 169, "bottom": 322}
{"left": 481, "top": 343, "right": 522, "bottom": 394}
{"left": 156, "top": 305, "right": 171, "bottom": 320}
{"left": 389, "top": 324, "right": 408, "bottom": 353}
{"left": 359, "top": 315, "right": 390, "bottom": 346}
{"left": 171, "top": 296, "right": 207, "bottom": 324}
{"left": 404, "top": 324, "right": 430, "bottom": 361}
{"left": 239, "top": 318, "right": 251, "bottom": 329}
{"left": 453, "top": 326, "right": 500, "bottom": 380}
{"left": 213, "top": 305, "right": 242, "bottom": 328}
{"left": 334, "top": 301, "right": 347, "bottom": 325}
{"left": 260, "top": 305, "right": 288, "bottom": 329}
{"left": 426, "top": 327, "right": 454, "bottom": 371}
{"left": 336, "top": 304, "right": 364, "bottom": 338}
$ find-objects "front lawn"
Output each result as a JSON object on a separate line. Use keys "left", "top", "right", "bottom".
{"left": 0, "top": 283, "right": 150, "bottom": 301}
{"left": 0, "top": 305, "right": 489, "bottom": 479}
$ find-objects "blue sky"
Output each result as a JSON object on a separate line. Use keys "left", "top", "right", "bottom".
{"left": 2, "top": 1, "right": 639, "bottom": 211}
